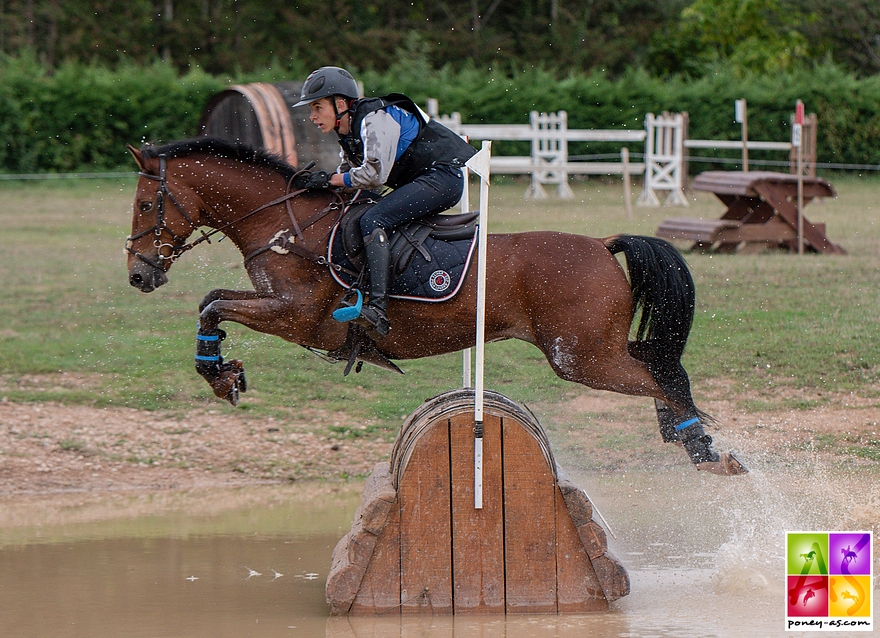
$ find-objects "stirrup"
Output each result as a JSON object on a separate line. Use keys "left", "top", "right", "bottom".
{"left": 332, "top": 289, "right": 363, "bottom": 323}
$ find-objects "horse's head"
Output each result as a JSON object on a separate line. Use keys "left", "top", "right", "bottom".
{"left": 126, "top": 143, "right": 209, "bottom": 292}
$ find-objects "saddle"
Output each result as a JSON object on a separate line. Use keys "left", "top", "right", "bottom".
{"left": 324, "top": 196, "right": 480, "bottom": 376}
{"left": 338, "top": 199, "right": 479, "bottom": 278}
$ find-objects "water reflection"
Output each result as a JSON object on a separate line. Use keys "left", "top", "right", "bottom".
{"left": 0, "top": 465, "right": 876, "bottom": 638}
{"left": 2, "top": 535, "right": 332, "bottom": 637}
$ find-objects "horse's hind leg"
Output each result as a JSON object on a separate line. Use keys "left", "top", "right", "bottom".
{"left": 627, "top": 342, "right": 747, "bottom": 475}
{"left": 543, "top": 336, "right": 746, "bottom": 475}
{"left": 542, "top": 334, "right": 673, "bottom": 404}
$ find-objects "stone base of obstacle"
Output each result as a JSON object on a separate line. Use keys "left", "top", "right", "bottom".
{"left": 326, "top": 389, "right": 629, "bottom": 615}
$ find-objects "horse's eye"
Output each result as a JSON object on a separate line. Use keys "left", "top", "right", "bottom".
{"left": 140, "top": 201, "right": 154, "bottom": 212}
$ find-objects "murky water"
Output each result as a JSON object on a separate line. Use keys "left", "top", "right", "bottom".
{"left": 1, "top": 464, "right": 877, "bottom": 638}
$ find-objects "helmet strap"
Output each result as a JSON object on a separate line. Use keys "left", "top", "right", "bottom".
{"left": 333, "top": 98, "right": 354, "bottom": 133}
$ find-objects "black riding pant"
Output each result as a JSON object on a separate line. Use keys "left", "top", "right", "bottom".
{"left": 358, "top": 165, "right": 464, "bottom": 238}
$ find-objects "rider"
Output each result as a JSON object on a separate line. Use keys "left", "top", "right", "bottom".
{"left": 293, "top": 66, "right": 476, "bottom": 338}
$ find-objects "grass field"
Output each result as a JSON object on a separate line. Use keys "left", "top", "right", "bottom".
{"left": 1, "top": 173, "right": 879, "bottom": 441}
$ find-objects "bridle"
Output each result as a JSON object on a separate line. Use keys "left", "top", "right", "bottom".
{"left": 126, "top": 154, "right": 346, "bottom": 272}
{"left": 125, "top": 154, "right": 213, "bottom": 271}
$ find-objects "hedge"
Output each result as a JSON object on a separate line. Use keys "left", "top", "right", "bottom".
{"left": 2, "top": 55, "right": 879, "bottom": 173}
{"left": 0, "top": 56, "right": 224, "bottom": 173}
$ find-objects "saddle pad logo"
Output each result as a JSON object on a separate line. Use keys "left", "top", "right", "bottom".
{"left": 429, "top": 270, "right": 451, "bottom": 292}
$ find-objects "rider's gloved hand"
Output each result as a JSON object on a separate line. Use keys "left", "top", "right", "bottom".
{"left": 304, "top": 171, "right": 331, "bottom": 189}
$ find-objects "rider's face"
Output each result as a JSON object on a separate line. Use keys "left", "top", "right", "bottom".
{"left": 309, "top": 97, "right": 349, "bottom": 134}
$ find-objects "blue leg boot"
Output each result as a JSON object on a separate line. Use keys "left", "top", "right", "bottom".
{"left": 675, "top": 416, "right": 748, "bottom": 475}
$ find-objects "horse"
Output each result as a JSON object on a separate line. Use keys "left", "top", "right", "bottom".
{"left": 125, "top": 137, "right": 746, "bottom": 476}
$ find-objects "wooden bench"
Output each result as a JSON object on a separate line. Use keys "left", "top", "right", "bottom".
{"left": 657, "top": 218, "right": 742, "bottom": 243}
{"left": 657, "top": 171, "right": 844, "bottom": 254}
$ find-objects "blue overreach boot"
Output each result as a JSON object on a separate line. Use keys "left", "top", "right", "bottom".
{"left": 676, "top": 416, "right": 747, "bottom": 475}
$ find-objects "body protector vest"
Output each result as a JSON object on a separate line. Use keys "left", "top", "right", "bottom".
{"left": 338, "top": 93, "right": 476, "bottom": 190}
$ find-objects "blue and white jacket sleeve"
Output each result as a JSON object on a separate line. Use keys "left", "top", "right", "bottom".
{"left": 343, "top": 110, "right": 401, "bottom": 190}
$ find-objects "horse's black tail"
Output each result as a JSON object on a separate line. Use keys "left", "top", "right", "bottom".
{"left": 604, "top": 234, "right": 701, "bottom": 415}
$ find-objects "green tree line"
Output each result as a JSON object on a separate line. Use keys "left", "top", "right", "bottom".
{"left": 1, "top": 0, "right": 879, "bottom": 78}
{"left": 2, "top": 53, "right": 880, "bottom": 173}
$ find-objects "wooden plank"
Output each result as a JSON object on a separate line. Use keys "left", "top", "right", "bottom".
{"left": 502, "top": 416, "right": 558, "bottom": 614}
{"left": 326, "top": 532, "right": 362, "bottom": 614}
{"left": 398, "top": 420, "right": 453, "bottom": 614}
{"left": 450, "top": 412, "right": 505, "bottom": 614}
{"left": 717, "top": 194, "right": 776, "bottom": 224}
{"left": 691, "top": 171, "right": 761, "bottom": 196}
{"left": 328, "top": 462, "right": 399, "bottom": 615}
{"left": 692, "top": 170, "right": 835, "bottom": 198}
{"left": 556, "top": 470, "right": 592, "bottom": 528}
{"left": 714, "top": 218, "right": 797, "bottom": 243}
{"left": 752, "top": 181, "right": 846, "bottom": 254}
{"left": 576, "top": 521, "right": 609, "bottom": 560}
{"left": 350, "top": 504, "right": 401, "bottom": 615}
{"left": 591, "top": 553, "right": 631, "bottom": 603}
{"left": 555, "top": 488, "right": 608, "bottom": 612}
{"left": 657, "top": 217, "right": 740, "bottom": 242}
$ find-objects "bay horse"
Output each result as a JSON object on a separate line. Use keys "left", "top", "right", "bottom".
{"left": 125, "top": 137, "right": 745, "bottom": 475}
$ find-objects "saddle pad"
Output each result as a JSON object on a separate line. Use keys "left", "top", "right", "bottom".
{"left": 328, "top": 223, "right": 478, "bottom": 302}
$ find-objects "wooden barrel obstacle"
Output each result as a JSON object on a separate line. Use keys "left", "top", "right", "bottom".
{"left": 197, "top": 81, "right": 341, "bottom": 172}
{"left": 326, "top": 389, "right": 629, "bottom": 615}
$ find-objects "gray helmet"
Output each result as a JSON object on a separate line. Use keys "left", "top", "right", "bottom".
{"left": 293, "top": 66, "right": 359, "bottom": 108}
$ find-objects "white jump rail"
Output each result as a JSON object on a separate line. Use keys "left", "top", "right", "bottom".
{"left": 433, "top": 106, "right": 645, "bottom": 201}
{"left": 684, "top": 140, "right": 791, "bottom": 151}
{"left": 427, "top": 102, "right": 801, "bottom": 210}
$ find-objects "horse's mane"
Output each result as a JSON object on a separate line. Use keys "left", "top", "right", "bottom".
{"left": 140, "top": 137, "right": 299, "bottom": 181}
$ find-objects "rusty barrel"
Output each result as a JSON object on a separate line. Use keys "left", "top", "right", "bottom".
{"left": 197, "top": 81, "right": 340, "bottom": 171}
{"left": 326, "top": 388, "right": 629, "bottom": 615}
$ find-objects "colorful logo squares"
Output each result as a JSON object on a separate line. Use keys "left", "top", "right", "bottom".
{"left": 786, "top": 532, "right": 873, "bottom": 632}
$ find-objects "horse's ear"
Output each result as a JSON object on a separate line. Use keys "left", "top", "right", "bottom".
{"left": 127, "top": 144, "right": 146, "bottom": 171}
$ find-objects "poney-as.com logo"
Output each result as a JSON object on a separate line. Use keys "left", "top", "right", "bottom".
{"left": 786, "top": 531, "right": 873, "bottom": 631}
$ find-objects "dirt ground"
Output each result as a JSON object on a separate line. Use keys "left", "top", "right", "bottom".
{"left": 1, "top": 383, "right": 878, "bottom": 498}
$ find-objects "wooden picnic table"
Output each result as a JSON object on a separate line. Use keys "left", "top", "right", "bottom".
{"left": 657, "top": 171, "right": 844, "bottom": 254}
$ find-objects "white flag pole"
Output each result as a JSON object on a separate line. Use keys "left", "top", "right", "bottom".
{"left": 465, "top": 141, "right": 492, "bottom": 510}
{"left": 794, "top": 100, "right": 805, "bottom": 255}
{"left": 461, "top": 162, "right": 472, "bottom": 389}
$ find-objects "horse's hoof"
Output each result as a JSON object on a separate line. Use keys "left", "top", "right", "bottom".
{"left": 696, "top": 451, "right": 748, "bottom": 476}
{"left": 210, "top": 373, "right": 238, "bottom": 405}
{"left": 226, "top": 383, "right": 240, "bottom": 406}
{"left": 210, "top": 360, "right": 246, "bottom": 406}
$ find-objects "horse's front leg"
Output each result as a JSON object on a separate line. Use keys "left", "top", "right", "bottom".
{"left": 198, "top": 288, "right": 262, "bottom": 314}
{"left": 195, "top": 289, "right": 288, "bottom": 405}
{"left": 196, "top": 294, "right": 327, "bottom": 405}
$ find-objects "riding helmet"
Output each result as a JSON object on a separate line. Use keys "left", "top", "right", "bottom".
{"left": 293, "top": 66, "right": 359, "bottom": 107}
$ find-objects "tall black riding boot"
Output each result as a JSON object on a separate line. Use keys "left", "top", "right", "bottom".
{"left": 357, "top": 229, "right": 391, "bottom": 338}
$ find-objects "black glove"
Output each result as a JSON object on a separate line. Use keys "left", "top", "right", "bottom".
{"left": 303, "top": 171, "right": 331, "bottom": 189}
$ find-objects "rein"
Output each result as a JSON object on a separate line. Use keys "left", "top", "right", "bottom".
{"left": 126, "top": 154, "right": 345, "bottom": 271}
